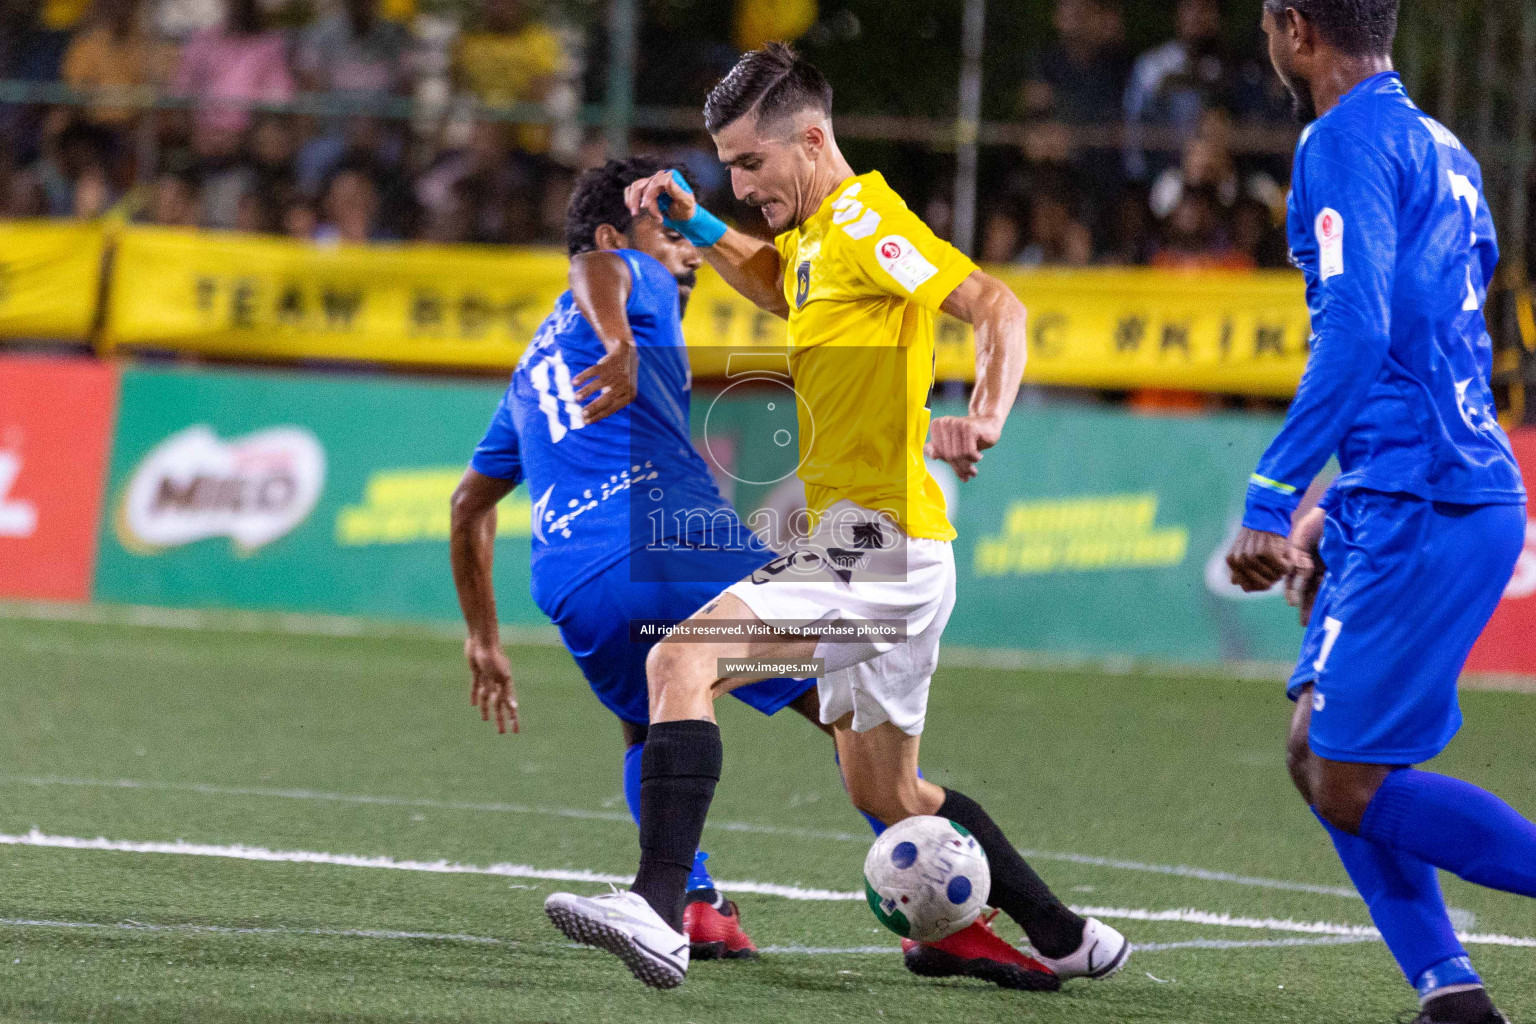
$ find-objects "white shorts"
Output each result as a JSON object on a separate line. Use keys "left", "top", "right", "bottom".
{"left": 724, "top": 501, "right": 956, "bottom": 735}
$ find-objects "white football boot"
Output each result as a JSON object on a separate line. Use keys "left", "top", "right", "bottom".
{"left": 545, "top": 889, "right": 690, "bottom": 989}
{"left": 1035, "top": 917, "right": 1131, "bottom": 981}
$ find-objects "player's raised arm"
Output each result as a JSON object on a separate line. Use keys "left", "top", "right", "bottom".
{"left": 930, "top": 271, "right": 1029, "bottom": 481}
{"left": 450, "top": 466, "right": 520, "bottom": 735}
{"left": 1228, "top": 126, "right": 1398, "bottom": 591}
{"left": 569, "top": 250, "right": 639, "bottom": 425}
{"left": 626, "top": 169, "right": 789, "bottom": 319}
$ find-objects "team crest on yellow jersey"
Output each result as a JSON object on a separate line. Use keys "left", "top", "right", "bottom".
{"left": 795, "top": 260, "right": 811, "bottom": 308}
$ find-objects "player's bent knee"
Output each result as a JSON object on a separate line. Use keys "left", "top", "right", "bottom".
{"left": 644, "top": 640, "right": 712, "bottom": 698}
{"left": 1310, "top": 774, "right": 1377, "bottom": 835}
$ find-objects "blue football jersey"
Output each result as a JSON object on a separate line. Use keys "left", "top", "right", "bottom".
{"left": 472, "top": 249, "right": 745, "bottom": 614}
{"left": 1244, "top": 72, "right": 1526, "bottom": 535}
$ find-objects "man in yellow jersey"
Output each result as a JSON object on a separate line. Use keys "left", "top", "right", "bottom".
{"left": 543, "top": 43, "right": 1130, "bottom": 992}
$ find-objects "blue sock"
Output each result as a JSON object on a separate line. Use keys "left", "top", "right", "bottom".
{"left": 625, "top": 741, "right": 716, "bottom": 892}
{"left": 1360, "top": 769, "right": 1536, "bottom": 899}
{"left": 686, "top": 850, "right": 715, "bottom": 892}
{"left": 1313, "top": 809, "right": 1475, "bottom": 997}
{"left": 623, "top": 742, "right": 644, "bottom": 825}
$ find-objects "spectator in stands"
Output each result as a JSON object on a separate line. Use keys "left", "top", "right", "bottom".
{"left": 1023, "top": 0, "right": 1131, "bottom": 125}
{"left": 0, "top": 166, "right": 48, "bottom": 218}
{"left": 1100, "top": 185, "right": 1155, "bottom": 266}
{"left": 70, "top": 161, "right": 112, "bottom": 217}
{"left": 316, "top": 164, "right": 392, "bottom": 244}
{"left": 61, "top": 0, "right": 178, "bottom": 132}
{"left": 1231, "top": 196, "right": 1288, "bottom": 270}
{"left": 144, "top": 168, "right": 202, "bottom": 227}
{"left": 419, "top": 178, "right": 474, "bottom": 243}
{"left": 1017, "top": 192, "right": 1095, "bottom": 268}
{"left": 979, "top": 208, "right": 1024, "bottom": 264}
{"left": 246, "top": 113, "right": 300, "bottom": 205}
{"left": 0, "top": 0, "right": 73, "bottom": 166}
{"left": 538, "top": 165, "right": 575, "bottom": 243}
{"left": 34, "top": 119, "right": 117, "bottom": 217}
{"left": 282, "top": 195, "right": 319, "bottom": 240}
{"left": 294, "top": 0, "right": 414, "bottom": 103}
{"left": 1148, "top": 111, "right": 1286, "bottom": 258}
{"left": 415, "top": 120, "right": 535, "bottom": 244}
{"left": 453, "top": 0, "right": 568, "bottom": 154}
{"left": 1020, "top": 0, "right": 1131, "bottom": 214}
{"left": 172, "top": 0, "right": 295, "bottom": 159}
{"left": 1151, "top": 186, "right": 1253, "bottom": 271}
{"left": 1122, "top": 0, "right": 1270, "bottom": 182}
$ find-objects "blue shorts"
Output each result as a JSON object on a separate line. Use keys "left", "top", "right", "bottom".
{"left": 548, "top": 545, "right": 815, "bottom": 726}
{"left": 1288, "top": 490, "right": 1525, "bottom": 764}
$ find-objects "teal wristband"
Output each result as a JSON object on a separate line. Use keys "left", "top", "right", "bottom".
{"left": 658, "top": 170, "right": 728, "bottom": 248}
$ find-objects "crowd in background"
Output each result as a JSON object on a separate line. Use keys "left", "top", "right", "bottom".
{"left": 0, "top": 0, "right": 1297, "bottom": 267}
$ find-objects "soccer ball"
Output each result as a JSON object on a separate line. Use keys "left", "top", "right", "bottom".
{"left": 863, "top": 815, "right": 990, "bottom": 942}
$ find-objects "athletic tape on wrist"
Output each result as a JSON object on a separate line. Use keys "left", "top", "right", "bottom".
{"left": 658, "top": 169, "right": 728, "bottom": 248}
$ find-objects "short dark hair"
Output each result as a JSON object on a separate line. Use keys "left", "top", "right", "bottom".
{"left": 703, "top": 42, "right": 833, "bottom": 136}
{"left": 1264, "top": 0, "right": 1398, "bottom": 56}
{"left": 564, "top": 156, "right": 688, "bottom": 256}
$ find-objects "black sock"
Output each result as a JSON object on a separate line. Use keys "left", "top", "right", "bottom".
{"left": 630, "top": 720, "right": 722, "bottom": 932}
{"left": 1423, "top": 988, "right": 1498, "bottom": 1024}
{"left": 937, "top": 788, "right": 1085, "bottom": 958}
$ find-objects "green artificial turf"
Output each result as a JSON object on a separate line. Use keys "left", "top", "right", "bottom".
{"left": 1, "top": 612, "right": 1533, "bottom": 1023}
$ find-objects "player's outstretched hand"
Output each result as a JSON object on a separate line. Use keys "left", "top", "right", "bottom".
{"left": 466, "top": 635, "right": 519, "bottom": 735}
{"left": 1226, "top": 527, "right": 1293, "bottom": 593}
{"left": 1285, "top": 507, "right": 1327, "bottom": 625}
{"left": 573, "top": 341, "right": 639, "bottom": 425}
{"left": 625, "top": 170, "right": 695, "bottom": 224}
{"left": 925, "top": 414, "right": 1003, "bottom": 482}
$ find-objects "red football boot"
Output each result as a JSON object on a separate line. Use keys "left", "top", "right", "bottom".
{"left": 683, "top": 893, "right": 759, "bottom": 960}
{"left": 902, "top": 911, "right": 1061, "bottom": 991}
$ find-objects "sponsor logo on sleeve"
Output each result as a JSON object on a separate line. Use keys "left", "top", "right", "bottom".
{"left": 117, "top": 425, "right": 326, "bottom": 554}
{"left": 874, "top": 235, "right": 939, "bottom": 293}
{"left": 1315, "top": 209, "right": 1344, "bottom": 281}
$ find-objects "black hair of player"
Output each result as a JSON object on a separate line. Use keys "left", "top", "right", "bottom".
{"left": 1263, "top": 0, "right": 1398, "bottom": 57}
{"left": 564, "top": 156, "right": 691, "bottom": 257}
{"left": 703, "top": 41, "right": 834, "bottom": 136}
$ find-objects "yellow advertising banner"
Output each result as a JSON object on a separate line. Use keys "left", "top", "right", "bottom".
{"left": 101, "top": 226, "right": 1311, "bottom": 395}
{"left": 104, "top": 227, "right": 569, "bottom": 369}
{"left": 980, "top": 267, "right": 1310, "bottom": 397}
{"left": 0, "top": 220, "right": 107, "bottom": 342}
{"left": 680, "top": 265, "right": 1311, "bottom": 397}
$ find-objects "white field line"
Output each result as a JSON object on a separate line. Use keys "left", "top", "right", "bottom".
{"left": 12, "top": 599, "right": 1536, "bottom": 691}
{"left": 1130, "top": 935, "right": 1375, "bottom": 953}
{"left": 0, "top": 919, "right": 1379, "bottom": 957}
{"left": 3, "top": 828, "right": 1533, "bottom": 950}
{"left": 0, "top": 828, "right": 853, "bottom": 902}
{"left": 6, "top": 774, "right": 1361, "bottom": 900}
{"left": 0, "top": 917, "right": 504, "bottom": 945}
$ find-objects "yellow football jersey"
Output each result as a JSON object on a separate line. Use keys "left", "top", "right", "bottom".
{"left": 775, "top": 171, "right": 977, "bottom": 541}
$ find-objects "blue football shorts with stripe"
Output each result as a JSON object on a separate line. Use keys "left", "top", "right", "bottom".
{"left": 1288, "top": 488, "right": 1525, "bottom": 765}
{"left": 549, "top": 543, "right": 814, "bottom": 726}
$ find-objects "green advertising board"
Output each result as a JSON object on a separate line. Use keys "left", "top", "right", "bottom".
{"left": 97, "top": 365, "right": 1305, "bottom": 665}
{"left": 95, "top": 366, "right": 540, "bottom": 624}
{"left": 934, "top": 404, "right": 1300, "bottom": 663}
